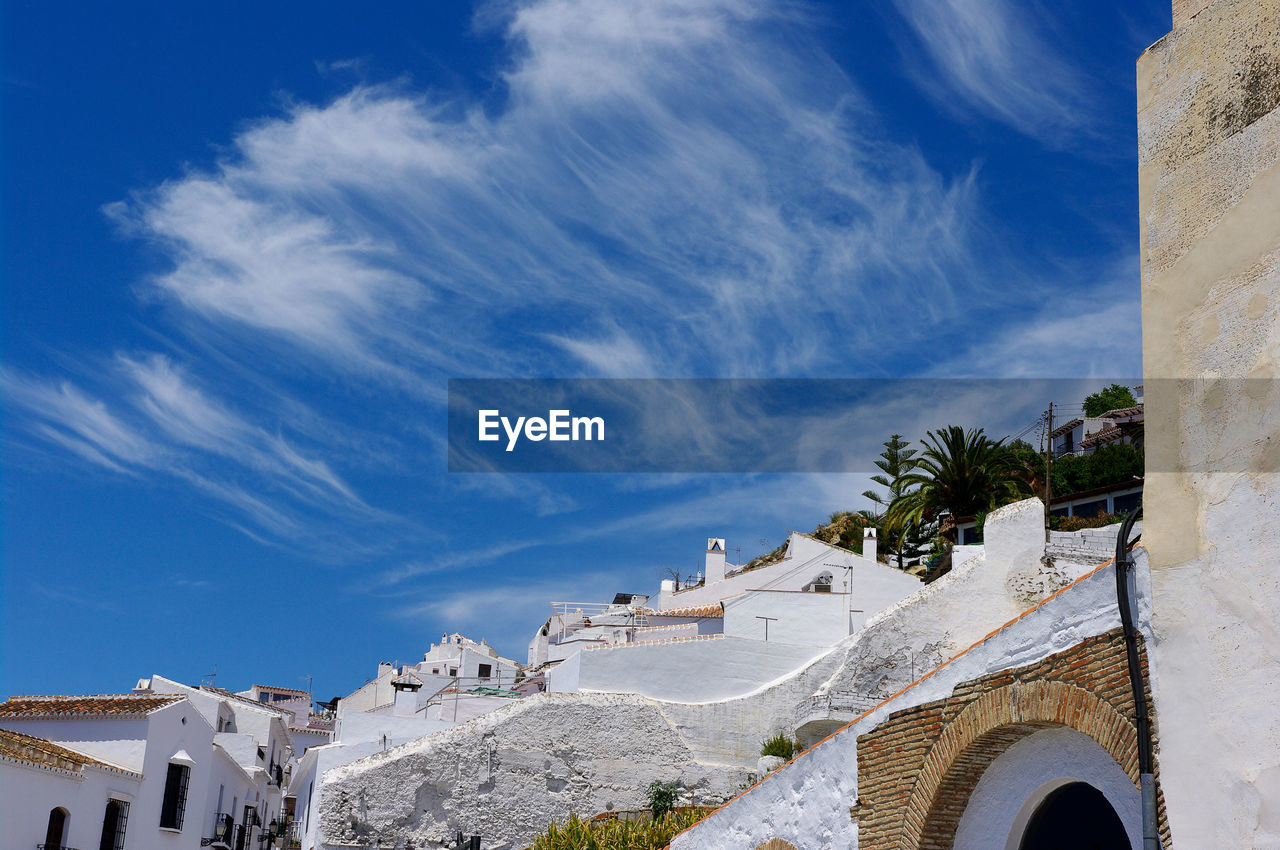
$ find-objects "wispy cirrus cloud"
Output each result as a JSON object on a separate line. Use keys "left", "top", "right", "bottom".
{"left": 5, "top": 356, "right": 393, "bottom": 554}
{"left": 10, "top": 0, "right": 1131, "bottom": 564}
{"left": 104, "top": 0, "right": 980, "bottom": 384}
{"left": 889, "top": 0, "right": 1096, "bottom": 145}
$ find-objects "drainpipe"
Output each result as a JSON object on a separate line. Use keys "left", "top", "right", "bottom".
{"left": 1113, "top": 507, "right": 1160, "bottom": 850}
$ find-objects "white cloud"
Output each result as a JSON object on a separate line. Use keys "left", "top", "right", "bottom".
{"left": 890, "top": 0, "right": 1096, "bottom": 144}
{"left": 107, "top": 0, "right": 980, "bottom": 383}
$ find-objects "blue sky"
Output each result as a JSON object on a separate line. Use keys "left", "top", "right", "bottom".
{"left": 2, "top": 0, "right": 1168, "bottom": 702}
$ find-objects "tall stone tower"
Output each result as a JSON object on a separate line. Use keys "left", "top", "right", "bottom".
{"left": 1137, "top": 0, "right": 1279, "bottom": 845}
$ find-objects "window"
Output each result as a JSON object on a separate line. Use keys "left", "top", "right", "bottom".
{"left": 45, "top": 807, "right": 68, "bottom": 847}
{"left": 478, "top": 664, "right": 492, "bottom": 680}
{"left": 449, "top": 667, "right": 457, "bottom": 677}
{"left": 99, "top": 799, "right": 129, "bottom": 850}
{"left": 159, "top": 763, "right": 190, "bottom": 830}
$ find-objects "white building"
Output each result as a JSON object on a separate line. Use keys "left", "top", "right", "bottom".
{"left": 236, "top": 684, "right": 334, "bottom": 755}
{"left": 341, "top": 634, "right": 522, "bottom": 715}
{"left": 534, "top": 531, "right": 921, "bottom": 702}
{"left": 0, "top": 693, "right": 289, "bottom": 850}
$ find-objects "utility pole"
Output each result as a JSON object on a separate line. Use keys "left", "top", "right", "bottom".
{"left": 1044, "top": 403, "right": 1054, "bottom": 538}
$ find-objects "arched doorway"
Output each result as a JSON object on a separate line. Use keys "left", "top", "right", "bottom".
{"left": 45, "top": 807, "right": 68, "bottom": 847}
{"left": 1019, "top": 782, "right": 1129, "bottom": 850}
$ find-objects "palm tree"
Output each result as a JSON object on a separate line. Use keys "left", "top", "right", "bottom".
{"left": 861, "top": 435, "right": 930, "bottom": 566}
{"left": 885, "top": 426, "right": 1031, "bottom": 541}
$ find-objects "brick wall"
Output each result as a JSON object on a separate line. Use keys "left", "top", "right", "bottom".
{"left": 854, "top": 629, "right": 1171, "bottom": 849}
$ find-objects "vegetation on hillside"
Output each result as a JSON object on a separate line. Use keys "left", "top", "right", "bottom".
{"left": 529, "top": 809, "right": 713, "bottom": 850}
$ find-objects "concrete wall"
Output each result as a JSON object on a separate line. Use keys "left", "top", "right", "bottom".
{"left": 1137, "top": 0, "right": 1280, "bottom": 845}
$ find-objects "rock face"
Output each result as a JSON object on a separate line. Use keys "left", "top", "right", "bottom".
{"left": 318, "top": 693, "right": 742, "bottom": 850}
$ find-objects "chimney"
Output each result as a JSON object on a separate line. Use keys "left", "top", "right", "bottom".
{"left": 863, "top": 527, "right": 878, "bottom": 563}
{"left": 705, "top": 538, "right": 727, "bottom": 583}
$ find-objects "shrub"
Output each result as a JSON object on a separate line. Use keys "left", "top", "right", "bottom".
{"left": 646, "top": 780, "right": 677, "bottom": 819}
{"left": 1053, "top": 511, "right": 1123, "bottom": 532}
{"left": 760, "top": 733, "right": 797, "bottom": 760}
{"left": 530, "top": 809, "right": 712, "bottom": 850}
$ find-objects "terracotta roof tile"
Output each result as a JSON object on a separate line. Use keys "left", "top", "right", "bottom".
{"left": 1101, "top": 405, "right": 1144, "bottom": 418}
{"left": 0, "top": 694, "right": 182, "bottom": 717}
{"left": 1079, "top": 425, "right": 1126, "bottom": 448}
{"left": 1050, "top": 418, "right": 1085, "bottom": 438}
{"left": 641, "top": 603, "right": 724, "bottom": 618}
{"left": 0, "top": 728, "right": 141, "bottom": 777}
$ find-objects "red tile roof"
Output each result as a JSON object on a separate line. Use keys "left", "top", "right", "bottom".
{"left": 641, "top": 603, "right": 724, "bottom": 618}
{"left": 0, "top": 694, "right": 182, "bottom": 717}
{"left": 1079, "top": 425, "right": 1126, "bottom": 448}
{"left": 0, "top": 728, "right": 141, "bottom": 777}
{"left": 1050, "top": 418, "right": 1085, "bottom": 438}
{"left": 1101, "top": 405, "right": 1144, "bottom": 418}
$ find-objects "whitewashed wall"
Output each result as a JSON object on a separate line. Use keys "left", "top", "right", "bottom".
{"left": 572, "top": 636, "right": 829, "bottom": 702}
{"left": 723, "top": 591, "right": 851, "bottom": 646}
{"left": 0, "top": 756, "right": 142, "bottom": 850}
{"left": 669, "top": 553, "right": 1149, "bottom": 850}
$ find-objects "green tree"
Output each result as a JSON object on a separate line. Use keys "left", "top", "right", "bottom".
{"left": 1082, "top": 384, "right": 1137, "bottom": 417}
{"left": 862, "top": 435, "right": 930, "bottom": 566}
{"left": 886, "top": 426, "right": 1032, "bottom": 541}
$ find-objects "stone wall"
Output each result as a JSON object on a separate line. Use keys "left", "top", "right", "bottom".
{"left": 854, "top": 629, "right": 1170, "bottom": 850}
{"left": 1137, "top": 0, "right": 1280, "bottom": 845}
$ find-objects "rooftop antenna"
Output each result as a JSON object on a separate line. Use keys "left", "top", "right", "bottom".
{"left": 300, "top": 674, "right": 313, "bottom": 704}
{"left": 202, "top": 665, "right": 218, "bottom": 688}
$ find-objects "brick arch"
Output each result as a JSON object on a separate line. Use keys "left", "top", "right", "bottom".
{"left": 900, "top": 680, "right": 1138, "bottom": 850}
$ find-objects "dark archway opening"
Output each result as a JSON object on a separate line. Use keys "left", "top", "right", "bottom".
{"left": 1019, "top": 781, "right": 1131, "bottom": 850}
{"left": 45, "top": 807, "right": 68, "bottom": 847}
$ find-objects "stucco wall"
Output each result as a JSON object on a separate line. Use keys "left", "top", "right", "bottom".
{"left": 1137, "top": 0, "right": 1280, "bottom": 845}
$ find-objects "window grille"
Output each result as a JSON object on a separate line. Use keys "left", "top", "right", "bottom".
{"left": 107, "top": 799, "right": 129, "bottom": 850}
{"left": 160, "top": 763, "right": 190, "bottom": 830}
